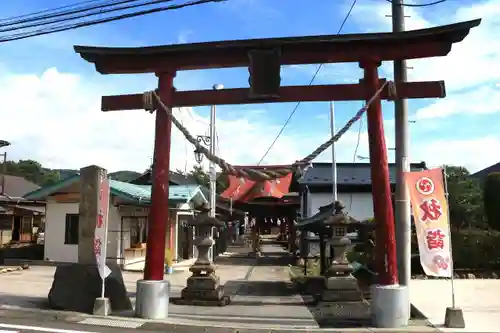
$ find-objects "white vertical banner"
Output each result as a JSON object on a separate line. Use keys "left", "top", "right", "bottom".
{"left": 95, "top": 172, "right": 111, "bottom": 284}
{"left": 404, "top": 168, "right": 453, "bottom": 278}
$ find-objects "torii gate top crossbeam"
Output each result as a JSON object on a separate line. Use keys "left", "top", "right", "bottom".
{"left": 74, "top": 19, "right": 480, "bottom": 74}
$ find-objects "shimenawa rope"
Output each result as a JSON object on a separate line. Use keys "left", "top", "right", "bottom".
{"left": 143, "top": 81, "right": 395, "bottom": 181}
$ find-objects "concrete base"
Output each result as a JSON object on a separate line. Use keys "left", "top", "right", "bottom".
{"left": 48, "top": 263, "right": 132, "bottom": 314}
{"left": 371, "top": 284, "right": 409, "bottom": 328}
{"left": 322, "top": 275, "right": 363, "bottom": 302}
{"left": 444, "top": 307, "right": 465, "bottom": 328}
{"left": 135, "top": 280, "right": 170, "bottom": 320}
{"left": 173, "top": 274, "right": 230, "bottom": 306}
{"left": 93, "top": 297, "right": 110, "bottom": 316}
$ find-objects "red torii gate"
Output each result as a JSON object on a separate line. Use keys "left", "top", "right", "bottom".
{"left": 74, "top": 19, "right": 479, "bottom": 287}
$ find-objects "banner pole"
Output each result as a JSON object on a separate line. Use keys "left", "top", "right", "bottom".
{"left": 442, "top": 166, "right": 456, "bottom": 309}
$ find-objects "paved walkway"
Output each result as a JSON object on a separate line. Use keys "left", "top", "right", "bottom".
{"left": 410, "top": 279, "right": 500, "bottom": 332}
{"left": 0, "top": 244, "right": 319, "bottom": 329}
{"left": 0, "top": 244, "right": 447, "bottom": 331}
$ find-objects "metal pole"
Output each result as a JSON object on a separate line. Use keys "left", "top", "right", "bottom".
{"left": 209, "top": 103, "right": 216, "bottom": 219}
{"left": 330, "top": 102, "right": 337, "bottom": 202}
{"left": 1, "top": 152, "right": 6, "bottom": 196}
{"left": 392, "top": 0, "right": 411, "bottom": 289}
{"left": 442, "top": 167, "right": 456, "bottom": 309}
{"left": 209, "top": 84, "right": 223, "bottom": 261}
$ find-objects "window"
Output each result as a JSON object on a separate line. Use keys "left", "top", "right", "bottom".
{"left": 64, "top": 214, "right": 79, "bottom": 245}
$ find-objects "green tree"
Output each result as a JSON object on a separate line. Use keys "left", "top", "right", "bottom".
{"left": 444, "top": 165, "right": 485, "bottom": 229}
{"left": 183, "top": 166, "right": 228, "bottom": 194}
{"left": 188, "top": 166, "right": 209, "bottom": 188}
{"left": 483, "top": 172, "right": 500, "bottom": 230}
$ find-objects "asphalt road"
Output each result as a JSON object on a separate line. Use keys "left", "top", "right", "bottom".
{"left": 0, "top": 318, "right": 144, "bottom": 333}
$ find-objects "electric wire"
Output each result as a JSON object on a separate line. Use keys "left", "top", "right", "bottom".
{"left": 0, "top": 1, "right": 174, "bottom": 34}
{"left": 0, "top": 0, "right": 107, "bottom": 23}
{"left": 384, "top": 0, "right": 447, "bottom": 7}
{"left": 0, "top": 0, "right": 225, "bottom": 43}
{"left": 256, "top": 0, "right": 358, "bottom": 165}
{"left": 0, "top": 0, "right": 143, "bottom": 28}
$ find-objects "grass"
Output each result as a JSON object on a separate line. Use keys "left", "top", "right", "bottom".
{"left": 288, "top": 259, "right": 323, "bottom": 289}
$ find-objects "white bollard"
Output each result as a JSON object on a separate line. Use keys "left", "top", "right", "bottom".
{"left": 371, "top": 284, "right": 409, "bottom": 328}
{"left": 135, "top": 280, "right": 170, "bottom": 319}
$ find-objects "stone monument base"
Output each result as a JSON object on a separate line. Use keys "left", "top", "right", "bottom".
{"left": 171, "top": 274, "right": 230, "bottom": 306}
{"left": 48, "top": 263, "right": 132, "bottom": 314}
{"left": 322, "top": 275, "right": 363, "bottom": 302}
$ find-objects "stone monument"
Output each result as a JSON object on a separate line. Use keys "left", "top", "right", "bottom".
{"left": 173, "top": 206, "right": 230, "bottom": 306}
{"left": 322, "top": 201, "right": 364, "bottom": 302}
{"left": 48, "top": 165, "right": 132, "bottom": 314}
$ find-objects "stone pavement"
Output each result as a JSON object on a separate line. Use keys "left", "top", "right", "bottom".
{"left": 0, "top": 244, "right": 439, "bottom": 331}
{"left": 410, "top": 278, "right": 500, "bottom": 332}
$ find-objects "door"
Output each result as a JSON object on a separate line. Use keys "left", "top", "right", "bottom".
{"left": 20, "top": 216, "right": 33, "bottom": 242}
{"left": 12, "top": 216, "right": 21, "bottom": 242}
{"left": 177, "top": 219, "right": 187, "bottom": 260}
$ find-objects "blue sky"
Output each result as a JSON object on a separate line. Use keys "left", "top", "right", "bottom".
{"left": 0, "top": 0, "right": 498, "bottom": 173}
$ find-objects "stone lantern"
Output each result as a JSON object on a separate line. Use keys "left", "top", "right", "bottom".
{"left": 322, "top": 201, "right": 364, "bottom": 302}
{"left": 175, "top": 205, "right": 230, "bottom": 306}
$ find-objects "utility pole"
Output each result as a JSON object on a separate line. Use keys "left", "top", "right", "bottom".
{"left": 330, "top": 101, "right": 337, "bottom": 203}
{"left": 209, "top": 83, "right": 223, "bottom": 261}
{"left": 330, "top": 101, "right": 337, "bottom": 264}
{"left": 0, "top": 140, "right": 10, "bottom": 196}
{"left": 392, "top": 0, "right": 411, "bottom": 316}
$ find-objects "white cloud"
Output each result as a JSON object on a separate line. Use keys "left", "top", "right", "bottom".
{"left": 415, "top": 85, "right": 500, "bottom": 119}
{"left": 0, "top": 66, "right": 496, "bottom": 176}
{"left": 0, "top": 67, "right": 368, "bottom": 173}
{"left": 1, "top": 0, "right": 500, "bottom": 177}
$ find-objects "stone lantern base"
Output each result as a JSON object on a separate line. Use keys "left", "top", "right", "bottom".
{"left": 172, "top": 265, "right": 231, "bottom": 306}
{"left": 172, "top": 210, "right": 231, "bottom": 306}
{"left": 322, "top": 262, "right": 363, "bottom": 302}
{"left": 322, "top": 274, "right": 363, "bottom": 302}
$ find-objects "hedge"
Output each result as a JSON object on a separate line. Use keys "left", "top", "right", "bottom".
{"left": 349, "top": 228, "right": 500, "bottom": 272}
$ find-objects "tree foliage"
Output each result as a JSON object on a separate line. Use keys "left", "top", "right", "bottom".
{"left": 483, "top": 172, "right": 500, "bottom": 230}
{"left": 444, "top": 165, "right": 485, "bottom": 229}
{"left": 0, "top": 159, "right": 140, "bottom": 187}
{"left": 1, "top": 160, "right": 63, "bottom": 187}
{"left": 184, "top": 166, "right": 229, "bottom": 194}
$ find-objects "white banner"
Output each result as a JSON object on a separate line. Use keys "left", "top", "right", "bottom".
{"left": 404, "top": 168, "right": 453, "bottom": 278}
{"left": 94, "top": 173, "right": 111, "bottom": 280}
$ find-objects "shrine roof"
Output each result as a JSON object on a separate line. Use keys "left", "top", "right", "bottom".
{"left": 300, "top": 162, "right": 427, "bottom": 187}
{"left": 24, "top": 174, "right": 207, "bottom": 206}
{"left": 74, "top": 19, "right": 480, "bottom": 73}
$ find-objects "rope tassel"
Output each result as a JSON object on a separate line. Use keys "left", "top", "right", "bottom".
{"left": 145, "top": 81, "right": 394, "bottom": 181}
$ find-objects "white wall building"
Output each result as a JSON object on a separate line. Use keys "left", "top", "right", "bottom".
{"left": 24, "top": 174, "right": 207, "bottom": 270}
{"left": 300, "top": 162, "right": 427, "bottom": 220}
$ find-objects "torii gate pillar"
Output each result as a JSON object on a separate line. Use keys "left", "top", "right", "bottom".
{"left": 362, "top": 62, "right": 409, "bottom": 327}
{"left": 135, "top": 71, "right": 175, "bottom": 320}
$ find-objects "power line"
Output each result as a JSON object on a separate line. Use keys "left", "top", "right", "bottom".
{"left": 0, "top": 0, "right": 106, "bottom": 23}
{"left": 383, "top": 0, "right": 447, "bottom": 7}
{"left": 0, "top": 0, "right": 226, "bottom": 43}
{"left": 256, "top": 0, "right": 358, "bottom": 165}
{"left": 0, "top": 0, "right": 145, "bottom": 29}
{"left": 0, "top": 1, "right": 173, "bottom": 34}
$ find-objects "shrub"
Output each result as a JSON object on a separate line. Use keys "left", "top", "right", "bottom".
{"left": 351, "top": 227, "right": 500, "bottom": 273}
{"left": 412, "top": 228, "right": 500, "bottom": 271}
{"left": 484, "top": 172, "right": 500, "bottom": 230}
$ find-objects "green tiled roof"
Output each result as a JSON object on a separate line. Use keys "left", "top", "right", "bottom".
{"left": 110, "top": 180, "right": 205, "bottom": 203}
{"left": 24, "top": 174, "right": 207, "bottom": 206}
